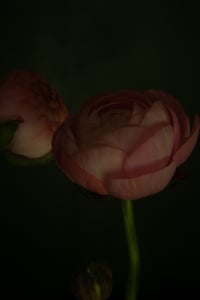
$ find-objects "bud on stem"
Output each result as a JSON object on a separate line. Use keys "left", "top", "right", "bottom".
{"left": 71, "top": 260, "right": 112, "bottom": 300}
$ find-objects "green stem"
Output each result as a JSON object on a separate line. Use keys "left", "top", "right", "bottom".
{"left": 121, "top": 200, "right": 140, "bottom": 300}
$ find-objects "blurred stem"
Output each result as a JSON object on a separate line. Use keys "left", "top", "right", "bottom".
{"left": 121, "top": 200, "right": 140, "bottom": 300}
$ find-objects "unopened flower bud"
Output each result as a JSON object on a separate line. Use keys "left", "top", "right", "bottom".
{"left": 71, "top": 260, "right": 112, "bottom": 300}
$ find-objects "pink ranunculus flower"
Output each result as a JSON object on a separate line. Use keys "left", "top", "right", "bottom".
{"left": 0, "top": 70, "right": 68, "bottom": 158}
{"left": 52, "top": 90, "right": 199, "bottom": 200}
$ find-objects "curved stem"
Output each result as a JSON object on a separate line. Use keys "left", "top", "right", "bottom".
{"left": 121, "top": 200, "right": 140, "bottom": 300}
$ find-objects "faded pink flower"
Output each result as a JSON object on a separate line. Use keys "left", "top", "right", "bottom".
{"left": 0, "top": 70, "right": 68, "bottom": 158}
{"left": 52, "top": 90, "right": 199, "bottom": 200}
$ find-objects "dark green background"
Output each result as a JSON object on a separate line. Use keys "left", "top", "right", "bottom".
{"left": 1, "top": 1, "right": 200, "bottom": 299}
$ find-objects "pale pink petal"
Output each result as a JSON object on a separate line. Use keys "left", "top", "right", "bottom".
{"left": 173, "top": 114, "right": 200, "bottom": 166}
{"left": 0, "top": 70, "right": 68, "bottom": 158}
{"left": 165, "top": 106, "right": 181, "bottom": 153}
{"left": 128, "top": 102, "right": 146, "bottom": 125}
{"left": 105, "top": 161, "right": 176, "bottom": 200}
{"left": 96, "top": 125, "right": 149, "bottom": 152}
{"left": 8, "top": 119, "right": 53, "bottom": 158}
{"left": 58, "top": 152, "right": 108, "bottom": 195}
{"left": 79, "top": 91, "right": 152, "bottom": 130}
{"left": 72, "top": 145, "right": 125, "bottom": 180}
{"left": 140, "top": 101, "right": 171, "bottom": 126}
{"left": 98, "top": 105, "right": 133, "bottom": 129}
{"left": 123, "top": 125, "right": 174, "bottom": 177}
{"left": 7, "top": 109, "right": 67, "bottom": 158}
{"left": 52, "top": 122, "right": 108, "bottom": 193}
{"left": 76, "top": 96, "right": 135, "bottom": 146}
{"left": 81, "top": 91, "right": 151, "bottom": 116}
{"left": 95, "top": 122, "right": 172, "bottom": 154}
{"left": 75, "top": 91, "right": 155, "bottom": 148}
{"left": 145, "top": 90, "right": 190, "bottom": 138}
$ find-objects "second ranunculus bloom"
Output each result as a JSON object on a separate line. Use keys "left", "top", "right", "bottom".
{"left": 53, "top": 90, "right": 199, "bottom": 200}
{"left": 0, "top": 70, "right": 68, "bottom": 158}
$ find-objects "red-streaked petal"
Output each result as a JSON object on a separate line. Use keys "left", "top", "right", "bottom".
{"left": 140, "top": 101, "right": 170, "bottom": 126}
{"left": 96, "top": 125, "right": 149, "bottom": 152}
{"left": 80, "top": 90, "right": 152, "bottom": 116}
{"left": 96, "top": 122, "right": 170, "bottom": 154}
{"left": 72, "top": 145, "right": 125, "bottom": 180}
{"left": 173, "top": 114, "right": 200, "bottom": 166}
{"left": 145, "top": 90, "right": 190, "bottom": 138}
{"left": 165, "top": 106, "right": 181, "bottom": 153}
{"left": 52, "top": 121, "right": 108, "bottom": 193}
{"left": 8, "top": 118, "right": 53, "bottom": 158}
{"left": 128, "top": 102, "right": 145, "bottom": 125}
{"left": 123, "top": 125, "right": 174, "bottom": 177}
{"left": 105, "top": 161, "right": 176, "bottom": 200}
{"left": 52, "top": 118, "right": 78, "bottom": 157}
{"left": 58, "top": 152, "right": 108, "bottom": 195}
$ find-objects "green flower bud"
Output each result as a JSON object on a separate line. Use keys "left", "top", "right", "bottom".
{"left": 71, "top": 260, "right": 112, "bottom": 300}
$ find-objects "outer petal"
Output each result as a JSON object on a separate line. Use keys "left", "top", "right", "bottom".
{"left": 105, "top": 161, "right": 176, "bottom": 200}
{"left": 140, "top": 101, "right": 170, "bottom": 126}
{"left": 58, "top": 152, "right": 108, "bottom": 195}
{"left": 123, "top": 125, "right": 174, "bottom": 177}
{"left": 52, "top": 119, "right": 109, "bottom": 194}
{"left": 165, "top": 106, "right": 181, "bottom": 153}
{"left": 52, "top": 117, "right": 79, "bottom": 179}
{"left": 8, "top": 118, "right": 54, "bottom": 158}
{"left": 76, "top": 90, "right": 153, "bottom": 147}
{"left": 72, "top": 144, "right": 125, "bottom": 180}
{"left": 145, "top": 90, "right": 190, "bottom": 140}
{"left": 96, "top": 125, "right": 149, "bottom": 152}
{"left": 80, "top": 90, "right": 152, "bottom": 115}
{"left": 0, "top": 70, "right": 68, "bottom": 158}
{"left": 173, "top": 114, "right": 200, "bottom": 166}
{"left": 92, "top": 121, "right": 171, "bottom": 154}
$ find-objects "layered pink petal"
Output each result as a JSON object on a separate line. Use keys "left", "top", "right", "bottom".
{"left": 128, "top": 102, "right": 145, "bottom": 125}
{"left": 140, "top": 101, "right": 170, "bottom": 126}
{"left": 0, "top": 70, "right": 68, "bottom": 158}
{"left": 173, "top": 114, "right": 200, "bottom": 166}
{"left": 58, "top": 152, "right": 108, "bottom": 195}
{"left": 72, "top": 144, "right": 125, "bottom": 180}
{"left": 164, "top": 106, "right": 181, "bottom": 153}
{"left": 145, "top": 90, "right": 190, "bottom": 139}
{"left": 123, "top": 125, "right": 174, "bottom": 177}
{"left": 105, "top": 161, "right": 176, "bottom": 200}
{"left": 96, "top": 125, "right": 151, "bottom": 152}
{"left": 81, "top": 91, "right": 151, "bottom": 116}
{"left": 8, "top": 118, "right": 53, "bottom": 158}
{"left": 93, "top": 122, "right": 171, "bottom": 155}
{"left": 52, "top": 89, "right": 199, "bottom": 201}
{"left": 78, "top": 91, "right": 153, "bottom": 137}
{"left": 52, "top": 122, "right": 108, "bottom": 193}
{"left": 7, "top": 107, "right": 67, "bottom": 158}
{"left": 76, "top": 91, "right": 160, "bottom": 149}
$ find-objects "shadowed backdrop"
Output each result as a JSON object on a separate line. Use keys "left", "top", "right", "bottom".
{"left": 0, "top": 1, "right": 200, "bottom": 299}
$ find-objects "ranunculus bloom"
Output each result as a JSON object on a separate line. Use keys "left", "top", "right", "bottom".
{"left": 52, "top": 90, "right": 199, "bottom": 200}
{"left": 0, "top": 70, "right": 68, "bottom": 158}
